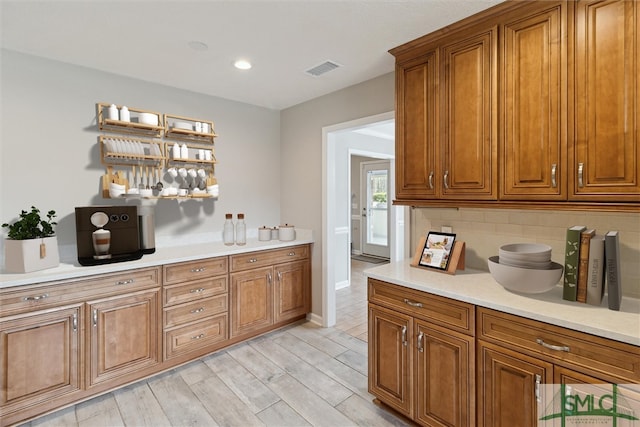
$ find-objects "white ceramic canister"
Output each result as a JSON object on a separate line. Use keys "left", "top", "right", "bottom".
{"left": 271, "top": 227, "right": 279, "bottom": 240}
{"left": 258, "top": 226, "right": 271, "bottom": 241}
{"left": 120, "top": 106, "right": 130, "bottom": 122}
{"left": 279, "top": 224, "right": 295, "bottom": 241}
{"left": 108, "top": 104, "right": 119, "bottom": 120}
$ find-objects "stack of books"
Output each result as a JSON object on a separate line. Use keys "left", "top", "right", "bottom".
{"left": 562, "top": 226, "right": 621, "bottom": 310}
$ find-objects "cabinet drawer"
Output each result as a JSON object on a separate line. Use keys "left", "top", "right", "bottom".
{"left": 164, "top": 295, "right": 227, "bottom": 329}
{"left": 0, "top": 267, "right": 161, "bottom": 317}
{"left": 230, "top": 245, "right": 309, "bottom": 272}
{"left": 477, "top": 307, "right": 640, "bottom": 383}
{"left": 163, "top": 257, "right": 228, "bottom": 285}
{"left": 163, "top": 276, "right": 227, "bottom": 307}
{"left": 164, "top": 314, "right": 227, "bottom": 360}
{"left": 368, "top": 278, "right": 474, "bottom": 335}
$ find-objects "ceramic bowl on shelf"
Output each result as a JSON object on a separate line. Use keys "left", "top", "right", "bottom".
{"left": 173, "top": 121, "right": 192, "bottom": 130}
{"left": 488, "top": 256, "right": 563, "bottom": 294}
{"left": 138, "top": 113, "right": 158, "bottom": 126}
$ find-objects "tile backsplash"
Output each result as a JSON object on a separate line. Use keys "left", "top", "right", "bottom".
{"left": 410, "top": 207, "right": 640, "bottom": 298}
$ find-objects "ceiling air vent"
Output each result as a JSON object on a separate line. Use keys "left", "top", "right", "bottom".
{"left": 305, "top": 60, "right": 342, "bottom": 77}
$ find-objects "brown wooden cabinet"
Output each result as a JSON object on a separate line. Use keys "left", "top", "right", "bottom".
{"left": 86, "top": 288, "right": 160, "bottom": 388}
{"left": 391, "top": 0, "right": 639, "bottom": 210}
{"left": 500, "top": 1, "right": 567, "bottom": 200}
{"left": 368, "top": 279, "right": 475, "bottom": 426}
{"left": 571, "top": 0, "right": 640, "bottom": 201}
{"left": 477, "top": 307, "right": 640, "bottom": 426}
{"left": 440, "top": 25, "right": 498, "bottom": 200}
{"left": 162, "top": 257, "right": 229, "bottom": 361}
{"left": 0, "top": 305, "right": 83, "bottom": 426}
{"left": 230, "top": 245, "right": 311, "bottom": 339}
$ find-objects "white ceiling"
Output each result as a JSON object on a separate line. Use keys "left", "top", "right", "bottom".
{"left": 1, "top": 0, "right": 505, "bottom": 110}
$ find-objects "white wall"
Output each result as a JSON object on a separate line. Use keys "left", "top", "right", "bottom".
{"left": 280, "top": 73, "right": 396, "bottom": 316}
{"left": 1, "top": 50, "right": 281, "bottom": 256}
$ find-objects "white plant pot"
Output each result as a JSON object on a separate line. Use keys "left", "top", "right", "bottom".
{"left": 4, "top": 236, "right": 60, "bottom": 273}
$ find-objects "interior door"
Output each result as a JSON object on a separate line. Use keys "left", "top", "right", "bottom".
{"left": 362, "top": 161, "right": 390, "bottom": 259}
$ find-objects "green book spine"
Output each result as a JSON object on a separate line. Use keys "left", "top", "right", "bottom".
{"left": 563, "top": 225, "right": 586, "bottom": 301}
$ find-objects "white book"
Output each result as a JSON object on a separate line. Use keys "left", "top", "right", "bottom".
{"left": 585, "top": 234, "right": 605, "bottom": 306}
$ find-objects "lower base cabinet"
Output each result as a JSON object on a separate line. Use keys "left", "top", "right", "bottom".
{"left": 369, "top": 279, "right": 640, "bottom": 427}
{"left": 0, "top": 244, "right": 312, "bottom": 427}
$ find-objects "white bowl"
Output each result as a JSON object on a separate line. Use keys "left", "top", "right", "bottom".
{"left": 139, "top": 188, "right": 153, "bottom": 197}
{"left": 499, "top": 258, "right": 552, "bottom": 270}
{"left": 499, "top": 243, "right": 552, "bottom": 261}
{"left": 138, "top": 113, "right": 158, "bottom": 126}
{"left": 488, "top": 256, "right": 563, "bottom": 294}
{"left": 173, "top": 121, "right": 192, "bottom": 130}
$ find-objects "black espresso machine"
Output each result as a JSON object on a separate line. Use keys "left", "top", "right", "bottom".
{"left": 75, "top": 206, "right": 144, "bottom": 266}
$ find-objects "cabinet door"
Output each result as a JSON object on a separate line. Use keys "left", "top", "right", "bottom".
{"left": 0, "top": 306, "right": 82, "bottom": 423}
{"left": 395, "top": 51, "right": 439, "bottom": 200}
{"left": 368, "top": 304, "right": 413, "bottom": 417}
{"left": 572, "top": 0, "right": 640, "bottom": 200}
{"left": 415, "top": 320, "right": 475, "bottom": 427}
{"left": 441, "top": 26, "right": 498, "bottom": 200}
{"left": 274, "top": 260, "right": 310, "bottom": 323}
{"left": 501, "top": 2, "right": 567, "bottom": 200}
{"left": 230, "top": 266, "right": 273, "bottom": 338}
{"left": 87, "top": 289, "right": 160, "bottom": 387}
{"left": 477, "top": 341, "right": 553, "bottom": 427}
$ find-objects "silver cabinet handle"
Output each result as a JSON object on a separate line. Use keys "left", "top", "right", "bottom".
{"left": 428, "top": 171, "right": 434, "bottom": 189}
{"left": 72, "top": 312, "right": 78, "bottom": 332}
{"left": 190, "top": 287, "right": 205, "bottom": 293}
{"left": 115, "top": 279, "right": 134, "bottom": 286}
{"left": 401, "top": 326, "right": 407, "bottom": 346}
{"left": 578, "top": 162, "right": 584, "bottom": 187}
{"left": 23, "top": 294, "right": 48, "bottom": 301}
{"left": 92, "top": 309, "right": 98, "bottom": 327}
{"left": 277, "top": 271, "right": 282, "bottom": 282}
{"left": 190, "top": 307, "right": 205, "bottom": 314}
{"left": 551, "top": 163, "right": 557, "bottom": 188}
{"left": 403, "top": 298, "right": 423, "bottom": 308}
{"left": 267, "top": 272, "right": 272, "bottom": 285}
{"left": 288, "top": 252, "right": 295, "bottom": 256}
{"left": 248, "top": 258, "right": 258, "bottom": 263}
{"left": 536, "top": 338, "right": 570, "bottom": 352}
{"left": 190, "top": 267, "right": 206, "bottom": 273}
{"left": 443, "top": 170, "right": 449, "bottom": 190}
{"left": 417, "top": 331, "right": 424, "bottom": 353}
{"left": 191, "top": 333, "right": 205, "bottom": 340}
{"left": 535, "top": 374, "right": 542, "bottom": 402}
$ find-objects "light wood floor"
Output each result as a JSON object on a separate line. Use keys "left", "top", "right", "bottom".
{"left": 21, "top": 259, "right": 404, "bottom": 427}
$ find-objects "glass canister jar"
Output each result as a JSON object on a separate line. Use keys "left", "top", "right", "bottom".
{"left": 223, "top": 213, "right": 234, "bottom": 245}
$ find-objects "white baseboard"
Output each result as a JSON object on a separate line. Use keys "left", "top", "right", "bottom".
{"left": 335, "top": 280, "right": 350, "bottom": 290}
{"left": 306, "top": 312, "right": 323, "bottom": 326}
{"left": 351, "top": 250, "right": 362, "bottom": 256}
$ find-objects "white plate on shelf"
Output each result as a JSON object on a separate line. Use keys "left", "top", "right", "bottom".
{"left": 173, "top": 121, "right": 192, "bottom": 130}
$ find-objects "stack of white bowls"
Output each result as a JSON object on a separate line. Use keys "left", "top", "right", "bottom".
{"left": 488, "top": 243, "right": 563, "bottom": 294}
{"left": 499, "top": 243, "right": 552, "bottom": 269}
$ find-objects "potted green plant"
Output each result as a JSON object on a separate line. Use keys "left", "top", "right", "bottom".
{"left": 2, "top": 206, "right": 60, "bottom": 273}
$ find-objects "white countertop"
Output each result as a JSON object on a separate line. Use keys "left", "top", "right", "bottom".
{"left": 365, "top": 261, "right": 640, "bottom": 347}
{"left": 0, "top": 230, "right": 313, "bottom": 289}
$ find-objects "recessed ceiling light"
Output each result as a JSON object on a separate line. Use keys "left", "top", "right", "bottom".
{"left": 188, "top": 41, "right": 208, "bottom": 51}
{"left": 234, "top": 59, "right": 252, "bottom": 70}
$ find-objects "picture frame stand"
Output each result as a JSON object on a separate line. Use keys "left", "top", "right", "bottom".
{"left": 410, "top": 237, "right": 465, "bottom": 275}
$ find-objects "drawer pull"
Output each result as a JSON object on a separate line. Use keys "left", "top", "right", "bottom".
{"left": 190, "top": 288, "right": 206, "bottom": 293}
{"left": 191, "top": 333, "right": 205, "bottom": 340}
{"left": 190, "top": 267, "right": 206, "bottom": 273}
{"left": 551, "top": 163, "right": 557, "bottom": 188}
{"left": 288, "top": 252, "right": 296, "bottom": 256}
{"left": 401, "top": 326, "right": 407, "bottom": 346}
{"left": 443, "top": 170, "right": 449, "bottom": 190}
{"left": 190, "top": 307, "right": 205, "bottom": 314}
{"left": 428, "top": 171, "right": 434, "bottom": 189}
{"left": 403, "top": 298, "right": 423, "bottom": 308}
{"left": 417, "top": 331, "right": 424, "bottom": 353}
{"left": 578, "top": 162, "right": 584, "bottom": 187}
{"left": 115, "top": 279, "right": 134, "bottom": 286}
{"left": 248, "top": 258, "right": 258, "bottom": 263}
{"left": 23, "top": 293, "right": 48, "bottom": 301}
{"left": 536, "top": 338, "right": 570, "bottom": 352}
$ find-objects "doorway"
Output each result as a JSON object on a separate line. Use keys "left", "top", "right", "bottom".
{"left": 361, "top": 160, "right": 390, "bottom": 259}
{"left": 322, "top": 111, "right": 407, "bottom": 327}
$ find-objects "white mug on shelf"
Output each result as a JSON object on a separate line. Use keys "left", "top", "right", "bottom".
{"left": 167, "top": 167, "right": 178, "bottom": 178}
{"left": 178, "top": 168, "right": 188, "bottom": 178}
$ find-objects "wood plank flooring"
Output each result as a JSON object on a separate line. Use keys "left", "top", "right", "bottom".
{"left": 21, "top": 260, "right": 404, "bottom": 427}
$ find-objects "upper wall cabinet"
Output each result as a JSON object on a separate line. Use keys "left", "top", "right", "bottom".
{"left": 391, "top": 0, "right": 639, "bottom": 211}
{"left": 500, "top": 1, "right": 567, "bottom": 201}
{"left": 570, "top": 0, "right": 640, "bottom": 202}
